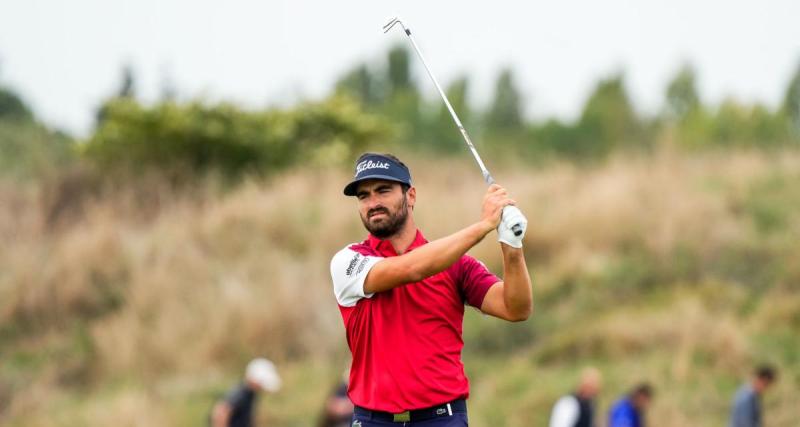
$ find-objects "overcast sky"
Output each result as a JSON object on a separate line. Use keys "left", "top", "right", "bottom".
{"left": 1, "top": 0, "right": 799, "bottom": 136}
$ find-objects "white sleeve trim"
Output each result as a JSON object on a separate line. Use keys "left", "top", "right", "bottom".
{"left": 549, "top": 395, "right": 579, "bottom": 427}
{"left": 330, "top": 246, "right": 383, "bottom": 307}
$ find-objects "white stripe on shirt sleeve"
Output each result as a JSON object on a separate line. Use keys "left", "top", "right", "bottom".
{"left": 330, "top": 246, "right": 383, "bottom": 307}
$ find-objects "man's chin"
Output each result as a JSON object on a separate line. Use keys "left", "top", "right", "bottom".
{"left": 368, "top": 227, "right": 393, "bottom": 239}
{"left": 369, "top": 218, "right": 387, "bottom": 227}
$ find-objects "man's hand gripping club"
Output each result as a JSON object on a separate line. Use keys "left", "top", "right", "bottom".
{"left": 482, "top": 184, "right": 528, "bottom": 248}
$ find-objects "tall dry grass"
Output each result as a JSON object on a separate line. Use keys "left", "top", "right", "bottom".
{"left": 1, "top": 149, "right": 799, "bottom": 426}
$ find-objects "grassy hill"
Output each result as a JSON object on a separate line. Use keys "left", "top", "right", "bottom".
{"left": 1, "top": 149, "right": 798, "bottom": 426}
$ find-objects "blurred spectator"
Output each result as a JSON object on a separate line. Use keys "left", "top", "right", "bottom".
{"left": 728, "top": 365, "right": 778, "bottom": 427}
{"left": 211, "top": 358, "right": 282, "bottom": 427}
{"left": 608, "top": 383, "right": 653, "bottom": 427}
{"left": 318, "top": 372, "right": 354, "bottom": 427}
{"left": 549, "top": 367, "right": 602, "bottom": 427}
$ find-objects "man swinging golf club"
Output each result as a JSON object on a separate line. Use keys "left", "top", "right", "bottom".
{"left": 330, "top": 152, "right": 533, "bottom": 426}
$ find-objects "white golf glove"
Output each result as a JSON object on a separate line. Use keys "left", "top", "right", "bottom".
{"left": 497, "top": 205, "right": 527, "bottom": 248}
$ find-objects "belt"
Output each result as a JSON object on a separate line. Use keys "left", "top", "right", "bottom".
{"left": 354, "top": 399, "right": 467, "bottom": 423}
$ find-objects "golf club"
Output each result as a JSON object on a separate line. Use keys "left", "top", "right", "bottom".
{"left": 383, "top": 17, "right": 524, "bottom": 237}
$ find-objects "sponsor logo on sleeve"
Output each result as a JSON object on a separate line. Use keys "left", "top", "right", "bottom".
{"left": 356, "top": 257, "right": 370, "bottom": 274}
{"left": 345, "top": 253, "right": 362, "bottom": 276}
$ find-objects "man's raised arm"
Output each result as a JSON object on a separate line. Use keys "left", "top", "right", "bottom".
{"left": 479, "top": 244, "right": 533, "bottom": 322}
{"left": 364, "top": 184, "right": 513, "bottom": 294}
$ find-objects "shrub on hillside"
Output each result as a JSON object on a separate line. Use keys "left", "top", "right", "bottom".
{"left": 84, "top": 95, "right": 391, "bottom": 178}
{"left": 0, "top": 120, "right": 74, "bottom": 181}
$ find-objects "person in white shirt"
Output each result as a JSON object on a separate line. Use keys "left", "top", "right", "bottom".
{"left": 549, "top": 368, "right": 602, "bottom": 427}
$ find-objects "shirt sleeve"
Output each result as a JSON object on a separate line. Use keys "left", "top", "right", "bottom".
{"left": 549, "top": 395, "right": 579, "bottom": 427}
{"left": 453, "top": 255, "right": 501, "bottom": 308}
{"left": 330, "top": 246, "right": 383, "bottom": 307}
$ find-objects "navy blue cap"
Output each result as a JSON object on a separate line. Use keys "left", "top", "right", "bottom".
{"left": 343, "top": 154, "right": 412, "bottom": 196}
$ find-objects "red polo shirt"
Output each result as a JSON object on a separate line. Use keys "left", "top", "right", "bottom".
{"left": 330, "top": 230, "right": 499, "bottom": 412}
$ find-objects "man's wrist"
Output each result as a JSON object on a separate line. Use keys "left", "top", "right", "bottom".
{"left": 500, "top": 242, "right": 524, "bottom": 257}
{"left": 476, "top": 219, "right": 495, "bottom": 236}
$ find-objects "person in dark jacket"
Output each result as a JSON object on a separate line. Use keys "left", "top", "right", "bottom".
{"left": 729, "top": 365, "right": 777, "bottom": 427}
{"left": 211, "top": 358, "right": 282, "bottom": 427}
{"left": 608, "top": 383, "right": 653, "bottom": 427}
{"left": 549, "top": 367, "right": 602, "bottom": 427}
{"left": 318, "top": 376, "right": 354, "bottom": 427}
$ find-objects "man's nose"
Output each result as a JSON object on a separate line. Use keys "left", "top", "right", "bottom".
{"left": 365, "top": 196, "right": 387, "bottom": 212}
{"left": 363, "top": 192, "right": 380, "bottom": 206}
{"left": 365, "top": 198, "right": 382, "bottom": 210}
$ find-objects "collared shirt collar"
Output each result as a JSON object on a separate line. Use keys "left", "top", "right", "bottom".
{"left": 367, "top": 229, "right": 427, "bottom": 256}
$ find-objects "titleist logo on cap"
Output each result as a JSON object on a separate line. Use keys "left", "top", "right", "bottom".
{"left": 355, "top": 159, "right": 391, "bottom": 176}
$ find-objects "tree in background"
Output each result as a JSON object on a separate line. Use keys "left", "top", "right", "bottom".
{"left": 96, "top": 64, "right": 137, "bottom": 126}
{"left": 665, "top": 64, "right": 701, "bottom": 122}
{"left": 485, "top": 68, "right": 524, "bottom": 135}
{"left": 662, "top": 64, "right": 713, "bottom": 148}
{"left": 782, "top": 61, "right": 800, "bottom": 136}
{"left": 712, "top": 99, "right": 786, "bottom": 147}
{"left": 118, "top": 64, "right": 136, "bottom": 98}
{"left": 0, "top": 87, "right": 33, "bottom": 123}
{"left": 0, "top": 64, "right": 34, "bottom": 122}
{"left": 429, "top": 76, "right": 472, "bottom": 153}
{"left": 576, "top": 73, "right": 644, "bottom": 156}
{"left": 335, "top": 64, "right": 382, "bottom": 107}
{"left": 387, "top": 45, "right": 413, "bottom": 95}
{"left": 382, "top": 45, "right": 423, "bottom": 148}
{"left": 0, "top": 75, "right": 73, "bottom": 180}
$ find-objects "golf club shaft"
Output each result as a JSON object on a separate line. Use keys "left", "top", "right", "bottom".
{"left": 384, "top": 18, "right": 523, "bottom": 236}
{"left": 393, "top": 24, "right": 494, "bottom": 185}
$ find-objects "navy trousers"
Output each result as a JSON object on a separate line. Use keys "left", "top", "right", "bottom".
{"left": 350, "top": 412, "right": 468, "bottom": 427}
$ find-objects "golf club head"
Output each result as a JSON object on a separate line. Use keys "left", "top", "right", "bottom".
{"left": 383, "top": 16, "right": 403, "bottom": 33}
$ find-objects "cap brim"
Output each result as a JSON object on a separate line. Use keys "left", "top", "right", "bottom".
{"left": 343, "top": 174, "right": 411, "bottom": 196}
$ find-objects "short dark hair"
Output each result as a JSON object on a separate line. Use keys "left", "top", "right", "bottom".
{"left": 631, "top": 383, "right": 653, "bottom": 398}
{"left": 755, "top": 365, "right": 777, "bottom": 382}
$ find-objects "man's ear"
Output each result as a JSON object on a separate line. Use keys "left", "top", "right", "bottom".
{"left": 407, "top": 186, "right": 416, "bottom": 209}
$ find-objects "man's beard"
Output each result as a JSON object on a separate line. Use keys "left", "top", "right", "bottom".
{"left": 360, "top": 195, "right": 410, "bottom": 239}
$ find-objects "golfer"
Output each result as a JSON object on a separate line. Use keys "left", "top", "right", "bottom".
{"left": 330, "top": 153, "right": 532, "bottom": 426}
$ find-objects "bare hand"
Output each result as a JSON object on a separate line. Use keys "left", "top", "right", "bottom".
{"left": 481, "top": 184, "right": 515, "bottom": 231}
